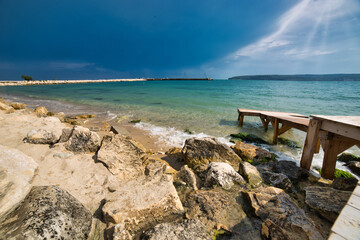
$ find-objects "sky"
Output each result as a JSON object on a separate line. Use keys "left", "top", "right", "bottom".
{"left": 0, "top": 0, "right": 359, "bottom": 80}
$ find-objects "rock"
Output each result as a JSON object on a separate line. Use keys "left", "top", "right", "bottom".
{"left": 182, "top": 137, "right": 242, "bottom": 172}
{"left": 145, "top": 160, "right": 166, "bottom": 177}
{"left": 261, "top": 219, "right": 290, "bottom": 240}
{"left": 102, "top": 175, "right": 184, "bottom": 239}
{"left": 0, "top": 102, "right": 15, "bottom": 113}
{"left": 141, "top": 219, "right": 211, "bottom": 240}
{"left": 242, "top": 187, "right": 324, "bottom": 240}
{"left": 178, "top": 165, "right": 201, "bottom": 190}
{"left": 59, "top": 127, "right": 74, "bottom": 143}
{"left": 56, "top": 112, "right": 66, "bottom": 122}
{"left": 239, "top": 161, "right": 263, "bottom": 187}
{"left": 0, "top": 145, "right": 38, "bottom": 223}
{"left": 231, "top": 141, "right": 272, "bottom": 164}
{"left": 24, "top": 128, "right": 61, "bottom": 144}
{"left": 97, "top": 134, "right": 146, "bottom": 179}
{"left": 331, "top": 177, "right": 358, "bottom": 191}
{"left": 53, "top": 152, "right": 73, "bottom": 159}
{"left": 261, "top": 171, "right": 292, "bottom": 192}
{"left": 337, "top": 153, "right": 360, "bottom": 163}
{"left": 345, "top": 161, "right": 360, "bottom": 176}
{"left": 204, "top": 162, "right": 246, "bottom": 190}
{"left": 0, "top": 186, "right": 92, "bottom": 239}
{"left": 305, "top": 186, "right": 352, "bottom": 222}
{"left": 166, "top": 147, "right": 182, "bottom": 155}
{"left": 183, "top": 189, "right": 258, "bottom": 238}
{"left": 65, "top": 126, "right": 100, "bottom": 153}
{"left": 35, "top": 106, "right": 48, "bottom": 116}
{"left": 10, "top": 102, "right": 27, "bottom": 110}
{"left": 272, "top": 160, "right": 309, "bottom": 183}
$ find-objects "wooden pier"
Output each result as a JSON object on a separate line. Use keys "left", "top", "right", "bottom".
{"left": 237, "top": 109, "right": 359, "bottom": 179}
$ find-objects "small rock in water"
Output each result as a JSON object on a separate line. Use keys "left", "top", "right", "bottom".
{"left": 204, "top": 162, "right": 246, "bottom": 190}
{"left": 231, "top": 141, "right": 272, "bottom": 164}
{"left": 345, "top": 161, "right": 360, "bottom": 177}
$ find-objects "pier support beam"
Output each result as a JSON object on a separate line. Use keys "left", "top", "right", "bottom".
{"left": 300, "top": 119, "right": 321, "bottom": 170}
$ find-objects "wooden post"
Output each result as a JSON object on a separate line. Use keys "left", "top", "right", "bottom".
{"left": 315, "top": 140, "right": 321, "bottom": 154}
{"left": 321, "top": 132, "right": 339, "bottom": 179}
{"left": 273, "top": 118, "right": 279, "bottom": 144}
{"left": 300, "top": 119, "right": 321, "bottom": 170}
{"left": 238, "top": 113, "right": 244, "bottom": 127}
{"left": 260, "top": 116, "right": 270, "bottom": 131}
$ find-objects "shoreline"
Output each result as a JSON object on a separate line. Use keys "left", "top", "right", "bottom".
{"left": 0, "top": 78, "right": 212, "bottom": 86}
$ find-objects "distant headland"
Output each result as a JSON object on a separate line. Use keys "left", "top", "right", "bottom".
{"left": 229, "top": 74, "right": 360, "bottom": 81}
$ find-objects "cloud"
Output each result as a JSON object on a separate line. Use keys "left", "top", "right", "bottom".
{"left": 197, "top": 0, "right": 360, "bottom": 77}
{"left": 48, "top": 62, "right": 95, "bottom": 70}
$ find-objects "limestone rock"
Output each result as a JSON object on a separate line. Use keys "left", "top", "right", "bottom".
{"left": 261, "top": 171, "right": 292, "bottom": 192}
{"left": 0, "top": 102, "right": 15, "bottom": 113}
{"left": 0, "top": 145, "right": 38, "bottom": 223}
{"left": 239, "top": 161, "right": 263, "bottom": 187}
{"left": 242, "top": 187, "right": 324, "bottom": 240}
{"left": 25, "top": 128, "right": 61, "bottom": 144}
{"left": 102, "top": 175, "right": 184, "bottom": 239}
{"left": 231, "top": 141, "right": 272, "bottom": 163}
{"left": 183, "top": 189, "right": 259, "bottom": 239}
{"left": 56, "top": 112, "right": 66, "bottom": 122}
{"left": 305, "top": 186, "right": 352, "bottom": 222}
{"left": 331, "top": 177, "right": 358, "bottom": 191}
{"left": 182, "top": 137, "right": 242, "bottom": 172}
{"left": 204, "top": 162, "right": 246, "bottom": 190}
{"left": 65, "top": 126, "right": 100, "bottom": 153}
{"left": 141, "top": 219, "right": 211, "bottom": 240}
{"left": 35, "top": 106, "right": 48, "bottom": 116}
{"left": 261, "top": 219, "right": 290, "bottom": 240}
{"left": 10, "top": 102, "right": 27, "bottom": 110}
{"left": 59, "top": 127, "right": 73, "bottom": 143}
{"left": 178, "top": 165, "right": 201, "bottom": 190}
{"left": 97, "top": 134, "right": 146, "bottom": 179}
{"left": 272, "top": 160, "right": 309, "bottom": 183}
{"left": 145, "top": 160, "right": 166, "bottom": 177}
{"left": 0, "top": 185, "right": 92, "bottom": 239}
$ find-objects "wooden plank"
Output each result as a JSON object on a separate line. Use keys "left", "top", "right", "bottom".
{"left": 278, "top": 125, "right": 292, "bottom": 135}
{"left": 331, "top": 205, "right": 360, "bottom": 240}
{"left": 312, "top": 115, "right": 360, "bottom": 127}
{"left": 328, "top": 232, "right": 347, "bottom": 240}
{"left": 312, "top": 116, "right": 360, "bottom": 141}
{"left": 321, "top": 132, "right": 340, "bottom": 179}
{"left": 347, "top": 192, "right": 360, "bottom": 211}
{"left": 300, "top": 119, "right": 322, "bottom": 170}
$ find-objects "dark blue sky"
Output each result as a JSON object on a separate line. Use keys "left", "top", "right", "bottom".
{"left": 0, "top": 0, "right": 359, "bottom": 79}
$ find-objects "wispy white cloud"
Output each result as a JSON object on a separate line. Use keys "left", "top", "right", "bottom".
{"left": 48, "top": 62, "right": 95, "bottom": 69}
{"left": 198, "top": 0, "right": 360, "bottom": 77}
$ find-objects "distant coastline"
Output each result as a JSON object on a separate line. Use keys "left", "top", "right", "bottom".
{"left": 0, "top": 78, "right": 212, "bottom": 86}
{"left": 229, "top": 74, "right": 360, "bottom": 81}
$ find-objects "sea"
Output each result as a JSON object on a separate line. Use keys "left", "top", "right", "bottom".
{"left": 1, "top": 79, "right": 359, "bottom": 173}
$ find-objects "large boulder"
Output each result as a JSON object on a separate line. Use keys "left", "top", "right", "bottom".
{"left": 59, "top": 127, "right": 74, "bottom": 143}
{"left": 242, "top": 187, "right": 324, "bottom": 240}
{"left": 178, "top": 165, "right": 201, "bottom": 190}
{"left": 272, "top": 160, "right": 309, "bottom": 183}
{"left": 0, "top": 145, "right": 38, "bottom": 222}
{"left": 305, "top": 186, "right": 352, "bottom": 223}
{"left": 204, "top": 162, "right": 246, "bottom": 190}
{"left": 239, "top": 161, "right": 263, "bottom": 187}
{"left": 24, "top": 129, "right": 61, "bottom": 144}
{"left": 65, "top": 126, "right": 100, "bottom": 153}
{"left": 231, "top": 141, "right": 272, "bottom": 164}
{"left": 331, "top": 177, "right": 358, "bottom": 191}
{"left": 183, "top": 189, "right": 260, "bottom": 239}
{"left": 102, "top": 175, "right": 184, "bottom": 239}
{"left": 0, "top": 186, "right": 92, "bottom": 239}
{"left": 182, "top": 137, "right": 242, "bottom": 172}
{"left": 97, "top": 134, "right": 147, "bottom": 179}
{"left": 141, "top": 219, "right": 211, "bottom": 240}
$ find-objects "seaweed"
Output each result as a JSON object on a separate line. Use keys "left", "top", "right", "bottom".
{"left": 230, "top": 133, "right": 268, "bottom": 144}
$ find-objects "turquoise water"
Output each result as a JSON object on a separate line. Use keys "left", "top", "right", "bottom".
{"left": 1, "top": 79, "right": 360, "bottom": 169}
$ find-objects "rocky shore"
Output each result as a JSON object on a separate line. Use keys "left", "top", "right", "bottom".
{"left": 0, "top": 97, "right": 358, "bottom": 239}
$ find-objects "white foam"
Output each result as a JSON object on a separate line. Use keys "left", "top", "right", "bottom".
{"left": 134, "top": 122, "right": 229, "bottom": 147}
{"left": 106, "top": 111, "right": 118, "bottom": 121}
